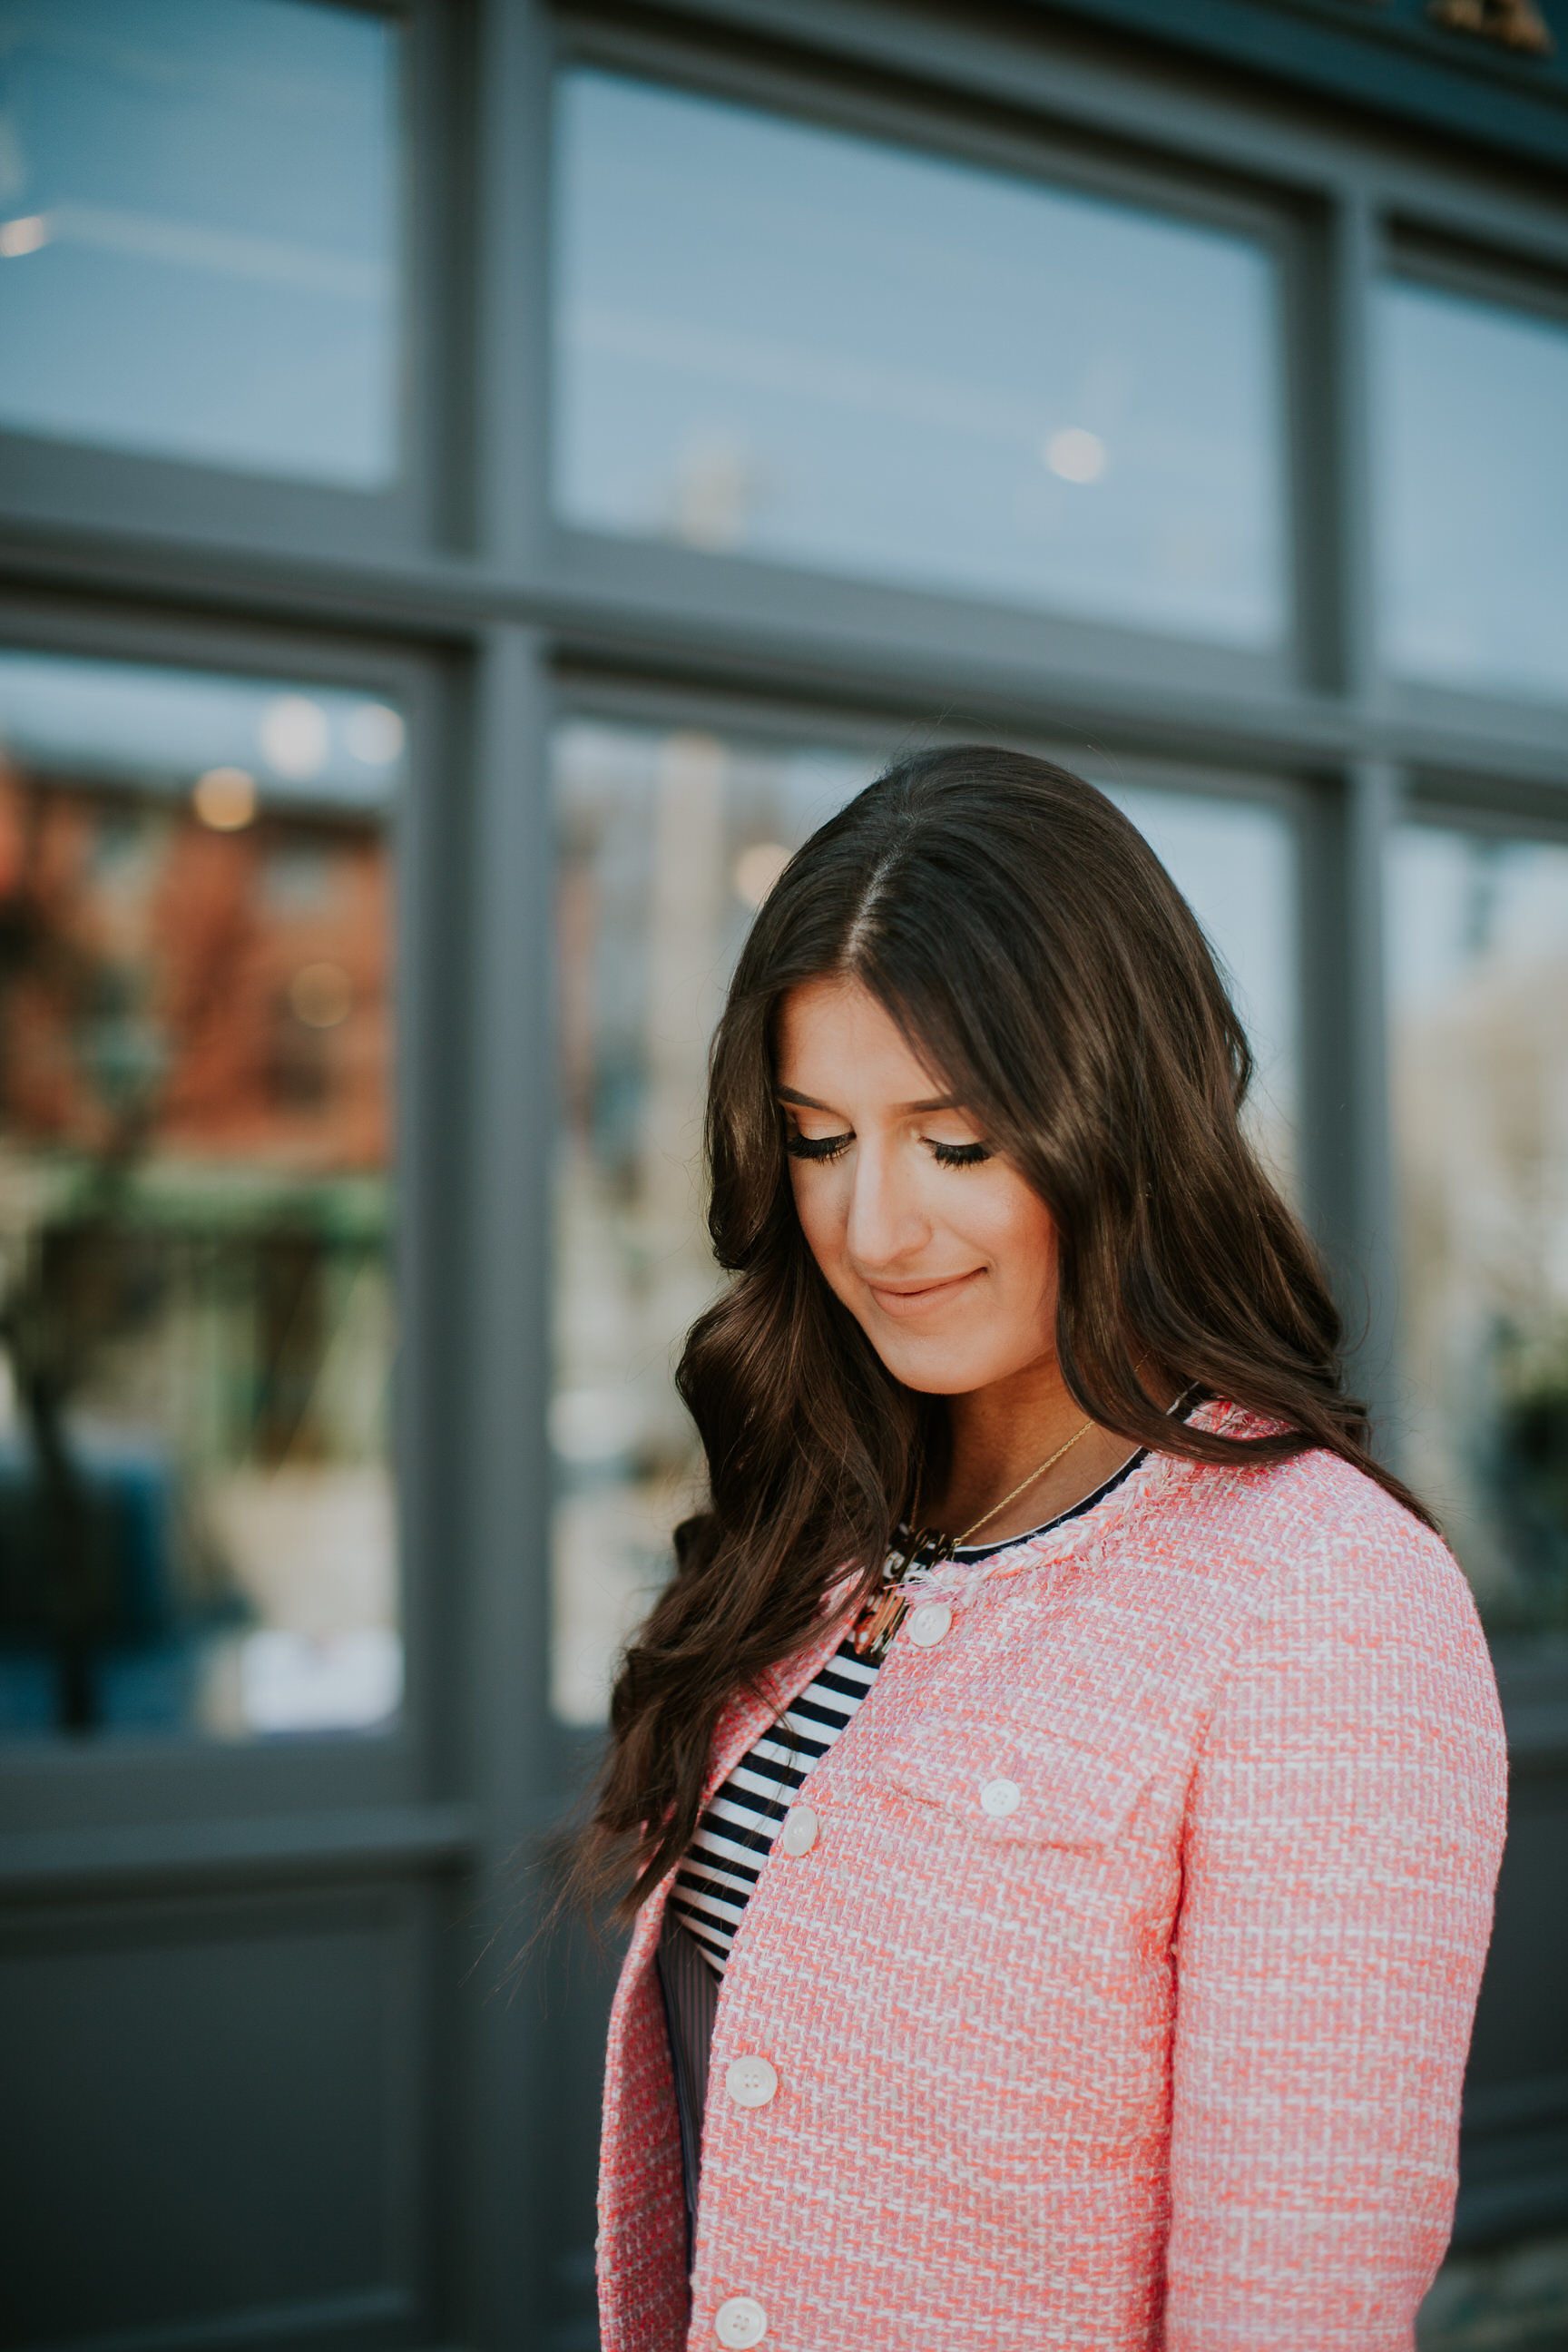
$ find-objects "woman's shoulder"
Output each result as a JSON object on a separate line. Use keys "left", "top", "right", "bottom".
{"left": 1154, "top": 1426, "right": 1506, "bottom": 1801}
{"left": 1155, "top": 1412, "right": 1479, "bottom": 1642}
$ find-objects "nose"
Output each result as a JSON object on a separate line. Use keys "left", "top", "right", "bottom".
{"left": 845, "top": 1136, "right": 930, "bottom": 1273}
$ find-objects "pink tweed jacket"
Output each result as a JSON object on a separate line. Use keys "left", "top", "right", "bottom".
{"left": 597, "top": 1412, "right": 1507, "bottom": 2350}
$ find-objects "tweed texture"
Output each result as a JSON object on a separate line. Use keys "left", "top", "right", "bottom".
{"left": 597, "top": 1410, "right": 1507, "bottom": 2351}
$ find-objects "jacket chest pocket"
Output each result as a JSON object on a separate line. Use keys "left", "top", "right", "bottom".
{"left": 874, "top": 1709, "right": 1152, "bottom": 1850}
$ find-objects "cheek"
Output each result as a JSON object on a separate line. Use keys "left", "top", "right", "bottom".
{"left": 970, "top": 1172, "right": 1057, "bottom": 1302}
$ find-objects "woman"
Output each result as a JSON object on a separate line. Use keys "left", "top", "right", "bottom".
{"left": 587, "top": 746, "right": 1506, "bottom": 2351}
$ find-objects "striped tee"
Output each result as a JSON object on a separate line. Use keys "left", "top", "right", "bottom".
{"left": 667, "top": 1446, "right": 1148, "bottom": 1980}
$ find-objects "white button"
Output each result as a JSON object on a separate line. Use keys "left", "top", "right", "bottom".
{"left": 779, "top": 1804, "right": 818, "bottom": 1857}
{"left": 980, "top": 1777, "right": 1022, "bottom": 1818}
{"left": 715, "top": 2293, "right": 769, "bottom": 2347}
{"left": 725, "top": 2054, "right": 779, "bottom": 2109}
{"left": 906, "top": 1601, "right": 953, "bottom": 1648}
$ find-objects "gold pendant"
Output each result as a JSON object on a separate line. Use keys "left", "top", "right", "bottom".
{"left": 851, "top": 1588, "right": 907, "bottom": 1661}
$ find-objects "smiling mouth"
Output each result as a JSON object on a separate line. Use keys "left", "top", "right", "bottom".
{"left": 865, "top": 1270, "right": 983, "bottom": 1318}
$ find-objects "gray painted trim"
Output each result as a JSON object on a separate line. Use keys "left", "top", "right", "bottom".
{"left": 1341, "top": 760, "right": 1401, "bottom": 1447}
{"left": 554, "top": 666, "right": 1315, "bottom": 807}
{"left": 448, "top": 624, "right": 559, "bottom": 2347}
{"left": 392, "top": 654, "right": 467, "bottom": 1790}
{"left": 589, "top": 0, "right": 1568, "bottom": 249}
{"left": 475, "top": 0, "right": 554, "bottom": 573}
{"left": 0, "top": 1806, "right": 477, "bottom": 1899}
{"left": 564, "top": 5, "right": 1318, "bottom": 246}
{"left": 0, "top": 1732, "right": 417, "bottom": 1843}
{"left": 411, "top": 0, "right": 483, "bottom": 553}
{"left": 3, "top": 528, "right": 1567, "bottom": 794}
{"left": 1404, "top": 779, "right": 1568, "bottom": 845}
{"left": 1011, "top": 0, "right": 1568, "bottom": 161}
{"left": 1323, "top": 191, "right": 1382, "bottom": 705}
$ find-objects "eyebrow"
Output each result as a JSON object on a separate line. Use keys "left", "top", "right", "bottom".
{"left": 777, "top": 1087, "right": 963, "bottom": 1115}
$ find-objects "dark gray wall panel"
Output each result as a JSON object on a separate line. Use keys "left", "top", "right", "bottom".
{"left": 529, "top": 1904, "right": 621, "bottom": 2352}
{"left": 0, "top": 1886, "right": 424, "bottom": 2351}
{"left": 1468, "top": 1787, "right": 1568, "bottom": 2094}
{"left": 1455, "top": 1778, "right": 1568, "bottom": 2248}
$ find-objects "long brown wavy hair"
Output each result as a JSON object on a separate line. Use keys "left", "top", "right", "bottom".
{"left": 581, "top": 744, "right": 1432, "bottom": 1917}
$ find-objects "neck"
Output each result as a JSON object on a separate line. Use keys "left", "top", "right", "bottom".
{"left": 920, "top": 1357, "right": 1150, "bottom": 1547}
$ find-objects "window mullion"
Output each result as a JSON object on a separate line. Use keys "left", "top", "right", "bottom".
{"left": 1321, "top": 185, "right": 1382, "bottom": 707}
{"left": 1300, "top": 755, "right": 1401, "bottom": 1459}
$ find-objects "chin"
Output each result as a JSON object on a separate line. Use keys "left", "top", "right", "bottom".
{"left": 872, "top": 1338, "right": 992, "bottom": 1396}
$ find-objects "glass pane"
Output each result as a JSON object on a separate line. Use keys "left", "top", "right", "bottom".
{"left": 556, "top": 72, "right": 1288, "bottom": 651}
{"left": 1388, "top": 824, "right": 1568, "bottom": 1641}
{"left": 0, "top": 0, "right": 398, "bottom": 486}
{"left": 552, "top": 725, "right": 874, "bottom": 1726}
{"left": 1377, "top": 279, "right": 1568, "bottom": 703}
{"left": 0, "top": 651, "right": 400, "bottom": 1739}
{"left": 1100, "top": 782, "right": 1299, "bottom": 1196}
{"left": 552, "top": 725, "right": 1303, "bottom": 1723}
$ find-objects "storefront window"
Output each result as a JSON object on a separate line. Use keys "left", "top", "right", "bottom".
{"left": 1097, "top": 777, "right": 1298, "bottom": 1197}
{"left": 1377, "top": 278, "right": 1568, "bottom": 704}
{"left": 0, "top": 650, "right": 399, "bottom": 1737}
{"left": 556, "top": 70, "right": 1288, "bottom": 651}
{"left": 0, "top": 0, "right": 400, "bottom": 486}
{"left": 1389, "top": 822, "right": 1568, "bottom": 1639}
{"left": 552, "top": 725, "right": 1301, "bottom": 1723}
{"left": 551, "top": 724, "right": 870, "bottom": 1724}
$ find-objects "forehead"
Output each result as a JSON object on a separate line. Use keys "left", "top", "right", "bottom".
{"left": 777, "top": 975, "right": 947, "bottom": 1097}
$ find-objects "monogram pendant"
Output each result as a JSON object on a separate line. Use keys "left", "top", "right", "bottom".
{"left": 850, "top": 1587, "right": 908, "bottom": 1663}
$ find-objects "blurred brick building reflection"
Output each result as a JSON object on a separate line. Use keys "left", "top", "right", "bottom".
{"left": 0, "top": 759, "right": 388, "bottom": 1171}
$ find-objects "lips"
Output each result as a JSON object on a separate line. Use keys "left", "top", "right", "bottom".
{"left": 864, "top": 1269, "right": 983, "bottom": 1318}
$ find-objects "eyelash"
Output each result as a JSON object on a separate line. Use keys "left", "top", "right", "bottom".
{"left": 783, "top": 1132, "right": 994, "bottom": 1169}
{"left": 784, "top": 1132, "right": 851, "bottom": 1164}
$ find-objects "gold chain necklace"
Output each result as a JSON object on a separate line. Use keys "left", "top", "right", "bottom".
{"left": 945, "top": 1416, "right": 1095, "bottom": 1548}
{"left": 852, "top": 1415, "right": 1095, "bottom": 1661}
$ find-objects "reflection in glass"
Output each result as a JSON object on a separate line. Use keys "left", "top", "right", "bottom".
{"left": 1101, "top": 781, "right": 1298, "bottom": 1196}
{"left": 552, "top": 725, "right": 872, "bottom": 1725}
{"left": 1389, "top": 827, "right": 1568, "bottom": 1638}
{"left": 0, "top": 0, "right": 398, "bottom": 485}
{"left": 552, "top": 727, "right": 1302, "bottom": 1723}
{"left": 556, "top": 72, "right": 1287, "bottom": 650}
{"left": 0, "top": 652, "right": 399, "bottom": 1738}
{"left": 1377, "top": 280, "right": 1568, "bottom": 703}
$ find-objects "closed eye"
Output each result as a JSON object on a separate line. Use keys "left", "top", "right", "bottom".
{"left": 929, "top": 1139, "right": 993, "bottom": 1166}
{"left": 785, "top": 1130, "right": 852, "bottom": 1163}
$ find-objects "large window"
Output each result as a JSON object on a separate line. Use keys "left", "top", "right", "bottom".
{"left": 0, "top": 650, "right": 399, "bottom": 1739}
{"left": 1388, "top": 821, "right": 1568, "bottom": 1639}
{"left": 0, "top": 0, "right": 401, "bottom": 486}
{"left": 551, "top": 720, "right": 1302, "bottom": 1724}
{"left": 556, "top": 70, "right": 1288, "bottom": 650}
{"left": 1377, "top": 274, "right": 1568, "bottom": 704}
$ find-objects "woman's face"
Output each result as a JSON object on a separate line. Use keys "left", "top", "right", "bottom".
{"left": 777, "top": 974, "right": 1058, "bottom": 1396}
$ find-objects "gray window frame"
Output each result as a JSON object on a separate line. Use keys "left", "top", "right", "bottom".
{"left": 0, "top": 1, "right": 1562, "bottom": 2342}
{"left": 0, "top": 0, "right": 475, "bottom": 558}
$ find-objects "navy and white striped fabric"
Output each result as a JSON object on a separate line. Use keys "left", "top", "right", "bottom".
{"left": 666, "top": 1447, "right": 1150, "bottom": 1980}
{"left": 668, "top": 1641, "right": 881, "bottom": 1975}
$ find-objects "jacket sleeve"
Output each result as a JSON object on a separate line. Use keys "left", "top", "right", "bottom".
{"left": 1163, "top": 1514, "right": 1508, "bottom": 2350}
